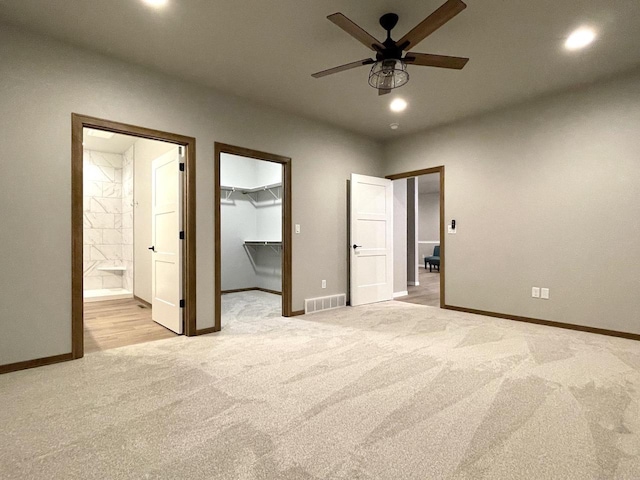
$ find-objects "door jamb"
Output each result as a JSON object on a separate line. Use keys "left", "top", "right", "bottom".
{"left": 214, "top": 143, "right": 292, "bottom": 332}
{"left": 386, "top": 166, "right": 445, "bottom": 307}
{"left": 72, "top": 113, "right": 197, "bottom": 360}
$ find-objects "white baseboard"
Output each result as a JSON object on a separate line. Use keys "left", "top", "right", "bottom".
{"left": 393, "top": 291, "right": 409, "bottom": 298}
{"left": 407, "top": 281, "right": 420, "bottom": 286}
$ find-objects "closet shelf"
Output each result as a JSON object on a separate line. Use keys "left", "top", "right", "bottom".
{"left": 221, "top": 183, "right": 282, "bottom": 201}
{"left": 97, "top": 266, "right": 127, "bottom": 272}
{"left": 240, "top": 182, "right": 282, "bottom": 194}
{"left": 244, "top": 241, "right": 282, "bottom": 254}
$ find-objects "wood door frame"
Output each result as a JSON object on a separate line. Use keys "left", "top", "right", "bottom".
{"left": 386, "top": 166, "right": 445, "bottom": 307}
{"left": 214, "top": 143, "right": 292, "bottom": 332}
{"left": 72, "top": 114, "right": 197, "bottom": 360}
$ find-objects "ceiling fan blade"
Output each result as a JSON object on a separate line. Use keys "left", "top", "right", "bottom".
{"left": 327, "top": 13, "right": 385, "bottom": 52}
{"left": 404, "top": 53, "right": 469, "bottom": 69}
{"left": 397, "top": 0, "right": 467, "bottom": 51}
{"left": 311, "top": 58, "right": 375, "bottom": 78}
{"left": 378, "top": 88, "right": 391, "bottom": 96}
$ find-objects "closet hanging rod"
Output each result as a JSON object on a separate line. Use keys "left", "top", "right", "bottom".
{"left": 240, "top": 182, "right": 282, "bottom": 194}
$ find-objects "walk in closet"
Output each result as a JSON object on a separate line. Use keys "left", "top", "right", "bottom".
{"left": 220, "top": 154, "right": 283, "bottom": 295}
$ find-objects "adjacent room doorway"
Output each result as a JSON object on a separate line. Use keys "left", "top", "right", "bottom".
{"left": 388, "top": 166, "right": 445, "bottom": 308}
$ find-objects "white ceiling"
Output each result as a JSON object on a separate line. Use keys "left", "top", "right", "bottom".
{"left": 3, "top": 0, "right": 640, "bottom": 140}
{"left": 83, "top": 130, "right": 137, "bottom": 154}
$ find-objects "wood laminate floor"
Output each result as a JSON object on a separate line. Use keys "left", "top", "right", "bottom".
{"left": 84, "top": 298, "right": 177, "bottom": 353}
{"left": 395, "top": 267, "right": 441, "bottom": 307}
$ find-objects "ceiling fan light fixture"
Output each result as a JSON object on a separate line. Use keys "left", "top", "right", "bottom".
{"left": 368, "top": 59, "right": 409, "bottom": 90}
{"left": 390, "top": 98, "right": 408, "bottom": 112}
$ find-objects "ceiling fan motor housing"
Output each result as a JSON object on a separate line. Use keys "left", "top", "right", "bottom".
{"left": 377, "top": 13, "right": 404, "bottom": 61}
{"left": 379, "top": 13, "right": 399, "bottom": 33}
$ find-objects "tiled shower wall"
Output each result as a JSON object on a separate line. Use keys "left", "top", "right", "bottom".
{"left": 122, "top": 146, "right": 134, "bottom": 292}
{"left": 83, "top": 149, "right": 132, "bottom": 291}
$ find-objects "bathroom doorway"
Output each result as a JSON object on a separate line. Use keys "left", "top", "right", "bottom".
{"left": 71, "top": 115, "right": 196, "bottom": 358}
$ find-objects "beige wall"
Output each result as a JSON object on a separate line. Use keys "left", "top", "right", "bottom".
{"left": 385, "top": 69, "right": 640, "bottom": 335}
{"left": 133, "top": 139, "right": 178, "bottom": 304}
{"left": 0, "top": 25, "right": 383, "bottom": 366}
{"left": 418, "top": 190, "right": 440, "bottom": 265}
{"left": 392, "top": 179, "right": 407, "bottom": 295}
{"left": 406, "top": 178, "right": 419, "bottom": 285}
{"left": 418, "top": 193, "right": 439, "bottom": 244}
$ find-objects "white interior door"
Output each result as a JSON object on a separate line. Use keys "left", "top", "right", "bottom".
{"left": 151, "top": 148, "right": 183, "bottom": 334}
{"left": 350, "top": 173, "right": 393, "bottom": 306}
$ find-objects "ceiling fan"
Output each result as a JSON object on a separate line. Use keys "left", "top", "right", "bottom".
{"left": 312, "top": 0, "right": 469, "bottom": 95}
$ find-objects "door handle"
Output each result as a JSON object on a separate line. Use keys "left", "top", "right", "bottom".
{"left": 352, "top": 244, "right": 362, "bottom": 250}
{"left": 148, "top": 245, "right": 156, "bottom": 252}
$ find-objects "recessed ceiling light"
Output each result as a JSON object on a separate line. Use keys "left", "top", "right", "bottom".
{"left": 390, "top": 123, "right": 400, "bottom": 130}
{"left": 142, "top": 0, "right": 168, "bottom": 7}
{"left": 390, "top": 98, "right": 407, "bottom": 113}
{"left": 565, "top": 27, "right": 596, "bottom": 51}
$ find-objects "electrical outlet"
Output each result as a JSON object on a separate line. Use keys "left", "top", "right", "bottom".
{"left": 532, "top": 287, "right": 540, "bottom": 298}
{"left": 541, "top": 288, "right": 550, "bottom": 300}
{"left": 322, "top": 280, "right": 326, "bottom": 289}
{"left": 295, "top": 224, "right": 301, "bottom": 234}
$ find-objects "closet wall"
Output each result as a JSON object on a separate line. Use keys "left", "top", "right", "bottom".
{"left": 221, "top": 154, "right": 282, "bottom": 293}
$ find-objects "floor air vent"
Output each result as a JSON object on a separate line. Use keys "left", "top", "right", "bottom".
{"left": 304, "top": 293, "right": 346, "bottom": 314}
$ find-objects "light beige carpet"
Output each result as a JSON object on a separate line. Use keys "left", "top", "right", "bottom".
{"left": 1, "top": 291, "right": 639, "bottom": 479}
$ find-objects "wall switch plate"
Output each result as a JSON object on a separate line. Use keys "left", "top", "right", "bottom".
{"left": 541, "top": 288, "right": 550, "bottom": 300}
{"left": 532, "top": 287, "right": 540, "bottom": 298}
{"left": 322, "top": 280, "right": 326, "bottom": 289}
{"left": 448, "top": 225, "right": 457, "bottom": 234}
{"left": 295, "top": 224, "right": 301, "bottom": 234}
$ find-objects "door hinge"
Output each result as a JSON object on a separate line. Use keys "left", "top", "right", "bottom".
{"left": 179, "top": 163, "right": 185, "bottom": 172}
{"left": 179, "top": 145, "right": 185, "bottom": 157}
{"left": 179, "top": 231, "right": 185, "bottom": 240}
{"left": 180, "top": 299, "right": 185, "bottom": 308}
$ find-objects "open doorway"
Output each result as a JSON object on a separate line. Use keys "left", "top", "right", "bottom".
{"left": 214, "top": 143, "right": 292, "bottom": 331}
{"left": 71, "top": 115, "right": 196, "bottom": 358}
{"left": 388, "top": 167, "right": 445, "bottom": 308}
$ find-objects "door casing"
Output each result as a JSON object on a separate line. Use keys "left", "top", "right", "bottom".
{"left": 385, "top": 166, "right": 445, "bottom": 308}
{"left": 213, "top": 143, "right": 293, "bottom": 331}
